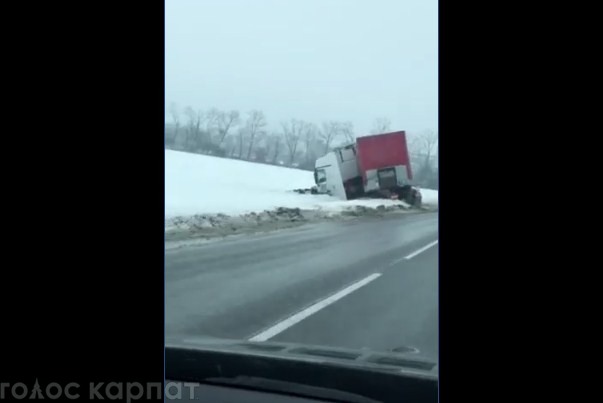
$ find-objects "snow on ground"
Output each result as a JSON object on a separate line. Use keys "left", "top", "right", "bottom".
{"left": 420, "top": 188, "right": 438, "bottom": 206}
{"left": 166, "top": 150, "right": 330, "bottom": 218}
{"left": 166, "top": 150, "right": 437, "bottom": 219}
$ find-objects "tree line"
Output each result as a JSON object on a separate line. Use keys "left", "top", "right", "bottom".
{"left": 165, "top": 103, "right": 438, "bottom": 189}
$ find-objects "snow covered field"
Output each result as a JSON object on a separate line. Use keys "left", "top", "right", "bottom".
{"left": 165, "top": 150, "right": 438, "bottom": 219}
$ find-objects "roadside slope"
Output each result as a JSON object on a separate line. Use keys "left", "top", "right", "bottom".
{"left": 165, "top": 150, "right": 438, "bottom": 242}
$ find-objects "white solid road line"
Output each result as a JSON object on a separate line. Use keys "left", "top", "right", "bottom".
{"left": 248, "top": 273, "right": 383, "bottom": 342}
{"left": 404, "top": 240, "right": 439, "bottom": 260}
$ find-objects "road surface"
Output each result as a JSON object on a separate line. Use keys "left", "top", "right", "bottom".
{"left": 166, "top": 211, "right": 438, "bottom": 361}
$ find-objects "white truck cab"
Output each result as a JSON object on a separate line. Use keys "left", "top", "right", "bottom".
{"left": 313, "top": 144, "right": 362, "bottom": 200}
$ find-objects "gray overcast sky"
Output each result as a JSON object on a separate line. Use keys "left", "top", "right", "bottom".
{"left": 165, "top": 0, "right": 437, "bottom": 136}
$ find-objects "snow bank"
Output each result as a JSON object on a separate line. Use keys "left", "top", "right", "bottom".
{"left": 420, "top": 188, "right": 438, "bottom": 206}
{"left": 313, "top": 198, "right": 409, "bottom": 213}
{"left": 166, "top": 150, "right": 438, "bottom": 218}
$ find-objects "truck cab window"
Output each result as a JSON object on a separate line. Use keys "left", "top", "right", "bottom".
{"left": 340, "top": 147, "right": 356, "bottom": 162}
{"left": 316, "top": 169, "right": 327, "bottom": 184}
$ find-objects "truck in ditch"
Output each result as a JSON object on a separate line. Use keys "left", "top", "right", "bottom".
{"left": 313, "top": 131, "right": 422, "bottom": 206}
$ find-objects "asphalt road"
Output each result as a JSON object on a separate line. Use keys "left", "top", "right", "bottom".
{"left": 165, "top": 211, "right": 438, "bottom": 361}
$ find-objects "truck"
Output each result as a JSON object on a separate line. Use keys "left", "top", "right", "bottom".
{"left": 313, "top": 131, "right": 422, "bottom": 206}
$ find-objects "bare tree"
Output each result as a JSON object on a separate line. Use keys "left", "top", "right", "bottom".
{"left": 339, "top": 121, "right": 355, "bottom": 144}
{"left": 301, "top": 123, "right": 319, "bottom": 168}
{"left": 266, "top": 132, "right": 283, "bottom": 164}
{"left": 409, "top": 130, "right": 438, "bottom": 160}
{"left": 222, "top": 135, "right": 237, "bottom": 157}
{"left": 235, "top": 127, "right": 247, "bottom": 158}
{"left": 303, "top": 123, "right": 317, "bottom": 153}
{"left": 410, "top": 129, "right": 438, "bottom": 187}
{"left": 254, "top": 142, "right": 269, "bottom": 163}
{"left": 215, "top": 110, "right": 240, "bottom": 146}
{"left": 168, "top": 103, "right": 181, "bottom": 145}
{"left": 418, "top": 129, "right": 438, "bottom": 162}
{"left": 245, "top": 110, "right": 267, "bottom": 160}
{"left": 319, "top": 121, "right": 341, "bottom": 153}
{"left": 282, "top": 119, "right": 307, "bottom": 165}
{"left": 204, "top": 108, "right": 220, "bottom": 144}
{"left": 371, "top": 117, "right": 391, "bottom": 134}
{"left": 184, "top": 106, "right": 204, "bottom": 151}
{"left": 311, "top": 137, "right": 327, "bottom": 156}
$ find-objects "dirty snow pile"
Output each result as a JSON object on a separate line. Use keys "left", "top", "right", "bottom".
{"left": 165, "top": 150, "right": 437, "bottom": 221}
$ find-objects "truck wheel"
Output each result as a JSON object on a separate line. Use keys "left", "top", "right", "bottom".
{"left": 411, "top": 191, "right": 422, "bottom": 208}
{"left": 399, "top": 185, "right": 411, "bottom": 201}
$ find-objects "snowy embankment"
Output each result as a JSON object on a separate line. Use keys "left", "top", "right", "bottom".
{"left": 165, "top": 150, "right": 437, "bottom": 241}
{"left": 420, "top": 188, "right": 438, "bottom": 207}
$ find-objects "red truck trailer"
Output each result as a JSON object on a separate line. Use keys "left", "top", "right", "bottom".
{"left": 356, "top": 131, "right": 414, "bottom": 197}
{"left": 314, "top": 130, "right": 421, "bottom": 206}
